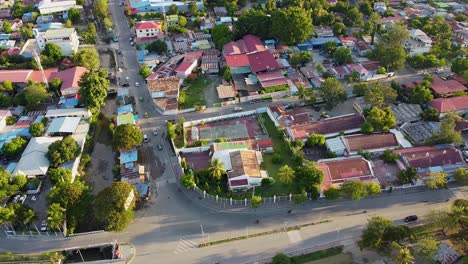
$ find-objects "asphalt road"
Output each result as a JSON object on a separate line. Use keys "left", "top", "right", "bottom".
{"left": 1, "top": 3, "right": 466, "bottom": 264}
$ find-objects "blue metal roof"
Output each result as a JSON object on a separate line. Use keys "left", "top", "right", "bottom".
{"left": 309, "top": 37, "right": 342, "bottom": 46}
{"left": 6, "top": 163, "right": 17, "bottom": 175}
{"left": 138, "top": 50, "right": 145, "bottom": 63}
{"left": 117, "top": 104, "right": 134, "bottom": 115}
{"left": 135, "top": 183, "right": 150, "bottom": 197}
{"left": 120, "top": 149, "right": 138, "bottom": 164}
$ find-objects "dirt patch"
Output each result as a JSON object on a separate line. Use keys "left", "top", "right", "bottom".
{"left": 343, "top": 243, "right": 385, "bottom": 264}
{"left": 87, "top": 143, "right": 115, "bottom": 194}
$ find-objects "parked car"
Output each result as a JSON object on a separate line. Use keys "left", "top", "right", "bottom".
{"left": 158, "top": 144, "right": 163, "bottom": 150}
{"left": 144, "top": 134, "right": 149, "bottom": 143}
{"left": 404, "top": 215, "right": 418, "bottom": 222}
{"left": 435, "top": 68, "right": 444, "bottom": 73}
{"left": 144, "top": 112, "right": 149, "bottom": 118}
{"left": 153, "top": 129, "right": 158, "bottom": 136}
{"left": 40, "top": 220, "right": 48, "bottom": 232}
{"left": 135, "top": 82, "right": 140, "bottom": 87}
{"left": 233, "top": 107, "right": 243, "bottom": 112}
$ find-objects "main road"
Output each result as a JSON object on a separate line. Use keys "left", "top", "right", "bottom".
{"left": 1, "top": 3, "right": 467, "bottom": 264}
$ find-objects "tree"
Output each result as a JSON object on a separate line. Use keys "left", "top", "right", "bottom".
{"left": 296, "top": 85, "right": 316, "bottom": 105}
{"left": 360, "top": 216, "right": 394, "bottom": 250}
{"left": 48, "top": 168, "right": 72, "bottom": 185}
{"left": 78, "top": 68, "right": 109, "bottom": 110}
{"left": 82, "top": 23, "right": 97, "bottom": 44}
{"left": 66, "top": 19, "right": 73, "bottom": 28}
{"left": 103, "top": 17, "right": 112, "bottom": 30}
{"left": 398, "top": 167, "right": 418, "bottom": 184}
{"left": 322, "top": 41, "right": 338, "bottom": 55}
{"left": 1, "top": 136, "right": 27, "bottom": 158}
{"left": 95, "top": 182, "right": 136, "bottom": 231}
{"left": 418, "top": 237, "right": 438, "bottom": 260}
{"left": 178, "top": 16, "right": 187, "bottom": 27}
{"left": 68, "top": 8, "right": 81, "bottom": 24}
{"left": 366, "top": 181, "right": 381, "bottom": 195}
{"left": 2, "top": 20, "right": 12, "bottom": 33}
{"left": 8, "top": 203, "right": 37, "bottom": 226}
{"left": 305, "top": 133, "right": 325, "bottom": 147}
{"left": 208, "top": 158, "right": 226, "bottom": 181}
{"left": 24, "top": 82, "right": 51, "bottom": 107}
{"left": 324, "top": 186, "right": 340, "bottom": 200}
{"left": 147, "top": 40, "right": 168, "bottom": 54}
{"left": 364, "top": 82, "right": 397, "bottom": 108}
{"left": 271, "top": 7, "right": 313, "bottom": 44}
{"left": 294, "top": 163, "right": 324, "bottom": 192}
{"left": 47, "top": 203, "right": 65, "bottom": 231}
{"left": 359, "top": 1, "right": 373, "bottom": 16}
{"left": 387, "top": 24, "right": 410, "bottom": 46}
{"left": 48, "top": 78, "right": 62, "bottom": 92}
{"left": 72, "top": 48, "right": 100, "bottom": 69}
{"left": 382, "top": 149, "right": 399, "bottom": 164}
{"left": 233, "top": 9, "right": 272, "bottom": 39}
{"left": 364, "top": 107, "right": 396, "bottom": 131}
{"left": 112, "top": 124, "right": 143, "bottom": 151}
{"left": 272, "top": 253, "right": 291, "bottom": 264}
{"left": 420, "top": 108, "right": 439, "bottom": 122}
{"left": 451, "top": 57, "right": 468, "bottom": 75}
{"left": 251, "top": 195, "right": 262, "bottom": 208}
{"left": 333, "top": 22, "right": 347, "bottom": 36}
{"left": 395, "top": 247, "right": 414, "bottom": 264}
{"left": 409, "top": 85, "right": 433, "bottom": 104}
{"left": 1, "top": 80, "right": 14, "bottom": 94}
{"left": 353, "top": 82, "right": 368, "bottom": 96}
{"left": 345, "top": 7, "right": 363, "bottom": 27}
{"left": 222, "top": 66, "right": 232, "bottom": 82}
{"left": 139, "top": 64, "right": 151, "bottom": 78}
{"left": 427, "top": 114, "right": 462, "bottom": 145}
{"left": 166, "top": 122, "right": 176, "bottom": 139}
{"left": 278, "top": 165, "right": 295, "bottom": 184}
{"left": 93, "top": 0, "right": 109, "bottom": 20}
{"left": 20, "top": 23, "right": 34, "bottom": 39}
{"left": 47, "top": 136, "right": 80, "bottom": 167}
{"left": 29, "top": 122, "right": 44, "bottom": 137}
{"left": 453, "top": 168, "right": 468, "bottom": 184}
{"left": 42, "top": 43, "right": 63, "bottom": 62}
{"left": 341, "top": 180, "right": 368, "bottom": 200}
{"left": 332, "top": 47, "right": 352, "bottom": 65}
{"left": 167, "top": 4, "right": 178, "bottom": 15}
{"left": 188, "top": 1, "right": 198, "bottom": 14}
{"left": 211, "top": 24, "right": 232, "bottom": 49}
{"left": 180, "top": 173, "right": 195, "bottom": 188}
{"left": 426, "top": 171, "right": 447, "bottom": 189}
{"left": 0, "top": 170, "right": 26, "bottom": 199}
{"left": 318, "top": 78, "right": 347, "bottom": 109}
{"left": 290, "top": 51, "right": 312, "bottom": 68}
{"left": 372, "top": 44, "right": 407, "bottom": 71}
{"left": 0, "top": 206, "right": 14, "bottom": 225}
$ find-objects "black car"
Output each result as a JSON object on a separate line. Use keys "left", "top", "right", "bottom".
{"left": 404, "top": 215, "right": 418, "bottom": 222}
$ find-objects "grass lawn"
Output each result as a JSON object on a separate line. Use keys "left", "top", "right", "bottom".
{"left": 178, "top": 78, "right": 212, "bottom": 109}
{"left": 291, "top": 246, "right": 344, "bottom": 264}
{"left": 256, "top": 113, "right": 296, "bottom": 196}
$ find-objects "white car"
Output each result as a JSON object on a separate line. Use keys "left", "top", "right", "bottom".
{"left": 435, "top": 68, "right": 444, "bottom": 73}
{"left": 144, "top": 134, "right": 149, "bottom": 143}
{"left": 135, "top": 82, "right": 140, "bottom": 87}
{"left": 40, "top": 220, "right": 48, "bottom": 232}
{"left": 153, "top": 129, "right": 158, "bottom": 136}
{"left": 12, "top": 195, "right": 20, "bottom": 203}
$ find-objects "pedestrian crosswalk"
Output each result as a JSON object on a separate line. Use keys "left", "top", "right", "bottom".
{"left": 174, "top": 238, "right": 198, "bottom": 254}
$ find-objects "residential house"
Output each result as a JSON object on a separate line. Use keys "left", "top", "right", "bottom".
{"left": 216, "top": 85, "right": 236, "bottom": 101}
{"left": 430, "top": 95, "right": 468, "bottom": 117}
{"left": 46, "top": 116, "right": 81, "bottom": 136}
{"left": 146, "top": 76, "right": 182, "bottom": 115}
{"left": 201, "top": 50, "right": 219, "bottom": 75}
{"left": 429, "top": 76, "right": 467, "bottom": 97}
{"left": 166, "top": 15, "right": 179, "bottom": 26}
{"left": 200, "top": 18, "right": 214, "bottom": 30}
{"left": 267, "top": 105, "right": 311, "bottom": 127}
{"left": 390, "top": 103, "right": 423, "bottom": 124}
{"left": 317, "top": 156, "right": 378, "bottom": 191}
{"left": 34, "top": 27, "right": 79, "bottom": 56}
{"left": 50, "top": 66, "right": 88, "bottom": 96}
{"left": 213, "top": 6, "right": 227, "bottom": 17}
{"left": 330, "top": 63, "right": 368, "bottom": 81}
{"left": 286, "top": 113, "right": 365, "bottom": 140}
{"left": 340, "top": 36, "right": 358, "bottom": 50}
{"left": 45, "top": 108, "right": 91, "bottom": 119}
{"left": 355, "top": 41, "right": 371, "bottom": 56}
{"left": 404, "top": 29, "right": 432, "bottom": 56}
{"left": 393, "top": 146, "right": 466, "bottom": 181}
{"left": 38, "top": 0, "right": 77, "bottom": 15}
{"left": 314, "top": 26, "right": 334, "bottom": 38}
{"left": 247, "top": 50, "right": 280, "bottom": 73}
{"left": 256, "top": 71, "right": 288, "bottom": 89}
{"left": 174, "top": 51, "right": 202, "bottom": 78}
{"left": 225, "top": 54, "right": 251, "bottom": 74}
{"left": 120, "top": 149, "right": 138, "bottom": 168}
{"left": 223, "top": 34, "right": 266, "bottom": 55}
{"left": 374, "top": 2, "right": 387, "bottom": 14}
{"left": 0, "top": 68, "right": 58, "bottom": 87}
{"left": 134, "top": 21, "right": 162, "bottom": 39}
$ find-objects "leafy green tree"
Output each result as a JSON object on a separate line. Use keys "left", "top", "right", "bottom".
{"left": 409, "top": 84, "right": 433, "bottom": 104}
{"left": 305, "top": 133, "right": 325, "bottom": 147}
{"left": 426, "top": 171, "right": 447, "bottom": 189}
{"left": 345, "top": 7, "right": 363, "bottom": 26}
{"left": 103, "top": 17, "right": 112, "bottom": 30}
{"left": 359, "top": 1, "right": 373, "bottom": 16}
{"left": 251, "top": 195, "right": 262, "bottom": 208}
{"left": 211, "top": 24, "right": 232, "bottom": 49}
{"left": 426, "top": 114, "right": 462, "bottom": 145}
{"left": 178, "top": 16, "right": 187, "bottom": 27}
{"left": 47, "top": 203, "right": 65, "bottom": 231}
{"left": 47, "top": 136, "right": 81, "bottom": 167}
{"left": 233, "top": 9, "right": 272, "bottom": 39}
{"left": 353, "top": 82, "right": 368, "bottom": 96}
{"left": 382, "top": 149, "right": 399, "bottom": 164}
{"left": 451, "top": 57, "right": 468, "bottom": 75}
{"left": 72, "top": 48, "right": 100, "bottom": 69}
{"left": 294, "top": 163, "right": 324, "bottom": 192}
{"left": 398, "top": 167, "right": 418, "bottom": 184}
{"left": 395, "top": 247, "right": 414, "bottom": 264}
{"left": 278, "top": 165, "right": 295, "bottom": 184}
{"left": 49, "top": 78, "right": 62, "bottom": 92}
{"left": 271, "top": 7, "right": 313, "bottom": 44}
{"left": 78, "top": 68, "right": 109, "bottom": 110}
{"left": 386, "top": 24, "right": 410, "bottom": 46}
{"left": 333, "top": 22, "right": 347, "bottom": 36}
{"left": 360, "top": 216, "right": 394, "bottom": 250}
{"left": 139, "top": 64, "right": 151, "bottom": 78}
{"left": 272, "top": 253, "right": 290, "bottom": 264}
{"left": 420, "top": 108, "right": 439, "bottom": 122}
{"left": 324, "top": 187, "right": 340, "bottom": 200}
{"left": 147, "top": 40, "right": 168, "bottom": 54}
{"left": 333, "top": 47, "right": 352, "bottom": 65}
{"left": 8, "top": 203, "right": 37, "bottom": 226}
{"left": 167, "top": 4, "right": 178, "bottom": 15}
{"left": 371, "top": 44, "right": 407, "bottom": 71}
{"left": 68, "top": 8, "right": 81, "bottom": 24}
{"left": 82, "top": 23, "right": 97, "bottom": 44}
{"left": 208, "top": 158, "right": 226, "bottom": 181}
{"left": 0, "top": 169, "right": 27, "bottom": 199}
{"left": 29, "top": 122, "right": 45, "bottom": 137}
{"left": 95, "top": 182, "right": 136, "bottom": 231}
{"left": 1, "top": 80, "right": 14, "bottom": 93}
{"left": 296, "top": 85, "right": 316, "bottom": 105}
{"left": 322, "top": 41, "right": 338, "bottom": 55}
{"left": 2, "top": 20, "right": 12, "bottom": 33}
{"left": 417, "top": 237, "right": 438, "bottom": 260}
{"left": 364, "top": 107, "right": 396, "bottom": 131}
{"left": 366, "top": 181, "right": 381, "bottom": 195}
{"left": 48, "top": 168, "right": 72, "bottom": 185}
{"left": 112, "top": 124, "right": 143, "bottom": 151}
{"left": 290, "top": 51, "right": 312, "bottom": 68}
{"left": 93, "top": 0, "right": 109, "bottom": 20}
{"left": 0, "top": 206, "right": 14, "bottom": 225}
{"left": 318, "top": 78, "right": 347, "bottom": 109}
{"left": 166, "top": 122, "right": 176, "bottom": 139}
{"left": 24, "top": 82, "right": 51, "bottom": 107}
{"left": 341, "top": 180, "right": 368, "bottom": 200}
{"left": 42, "top": 43, "right": 63, "bottom": 62}
{"left": 364, "top": 82, "right": 397, "bottom": 108}
{"left": 180, "top": 173, "right": 195, "bottom": 188}
{"left": 453, "top": 168, "right": 468, "bottom": 184}
{"left": 188, "top": 1, "right": 198, "bottom": 14}
{"left": 222, "top": 66, "right": 232, "bottom": 82}
{"left": 1, "top": 136, "right": 27, "bottom": 158}
{"left": 20, "top": 23, "right": 34, "bottom": 39}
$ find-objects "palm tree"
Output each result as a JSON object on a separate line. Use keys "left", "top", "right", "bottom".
{"left": 47, "top": 203, "right": 66, "bottom": 231}
{"left": 22, "top": 208, "right": 37, "bottom": 226}
{"left": 208, "top": 158, "right": 226, "bottom": 181}
{"left": 278, "top": 165, "right": 295, "bottom": 184}
{"left": 395, "top": 247, "right": 414, "bottom": 264}
{"left": 0, "top": 207, "right": 14, "bottom": 230}
{"left": 297, "top": 85, "right": 307, "bottom": 102}
{"left": 296, "top": 85, "right": 316, "bottom": 105}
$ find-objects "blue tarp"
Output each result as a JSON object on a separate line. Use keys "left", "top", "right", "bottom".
{"left": 135, "top": 183, "right": 150, "bottom": 198}
{"left": 117, "top": 104, "right": 134, "bottom": 115}
{"left": 137, "top": 50, "right": 145, "bottom": 64}
{"left": 60, "top": 98, "right": 79, "bottom": 109}
{"left": 120, "top": 149, "right": 138, "bottom": 164}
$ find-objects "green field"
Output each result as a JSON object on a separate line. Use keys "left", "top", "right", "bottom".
{"left": 178, "top": 78, "right": 212, "bottom": 109}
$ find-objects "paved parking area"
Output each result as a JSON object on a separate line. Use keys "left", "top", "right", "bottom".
{"left": 181, "top": 151, "right": 211, "bottom": 171}
{"left": 372, "top": 160, "right": 401, "bottom": 188}
{"left": 23, "top": 179, "right": 52, "bottom": 228}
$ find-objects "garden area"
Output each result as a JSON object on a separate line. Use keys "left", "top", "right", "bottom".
{"left": 178, "top": 78, "right": 212, "bottom": 109}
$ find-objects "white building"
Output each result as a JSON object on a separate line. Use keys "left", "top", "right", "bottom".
{"left": 13, "top": 137, "right": 62, "bottom": 178}
{"left": 373, "top": 2, "right": 387, "bottom": 14}
{"left": 134, "top": 21, "right": 162, "bottom": 39}
{"left": 34, "top": 27, "right": 79, "bottom": 56}
{"left": 38, "top": 0, "right": 77, "bottom": 15}
{"left": 404, "top": 29, "right": 432, "bottom": 56}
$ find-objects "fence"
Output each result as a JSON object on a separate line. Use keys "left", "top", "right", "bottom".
{"left": 183, "top": 110, "right": 257, "bottom": 127}
{"left": 239, "top": 90, "right": 291, "bottom": 103}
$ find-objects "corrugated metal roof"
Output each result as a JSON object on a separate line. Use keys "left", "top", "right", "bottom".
{"left": 46, "top": 117, "right": 81, "bottom": 134}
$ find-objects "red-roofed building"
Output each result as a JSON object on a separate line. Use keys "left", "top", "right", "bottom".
{"left": 0, "top": 68, "right": 59, "bottom": 86}
{"left": 134, "top": 21, "right": 162, "bottom": 39}
{"left": 430, "top": 76, "right": 467, "bottom": 97}
{"left": 247, "top": 50, "right": 279, "bottom": 73}
{"left": 50, "top": 66, "right": 88, "bottom": 96}
{"left": 255, "top": 138, "right": 273, "bottom": 152}
{"left": 393, "top": 146, "right": 466, "bottom": 178}
{"left": 317, "top": 157, "right": 377, "bottom": 191}
{"left": 223, "top": 34, "right": 265, "bottom": 55}
{"left": 430, "top": 95, "right": 468, "bottom": 116}
{"left": 225, "top": 54, "right": 251, "bottom": 74}
{"left": 267, "top": 104, "right": 311, "bottom": 127}
{"left": 256, "top": 71, "right": 288, "bottom": 88}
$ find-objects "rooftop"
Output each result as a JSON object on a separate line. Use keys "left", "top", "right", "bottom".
{"left": 43, "top": 27, "right": 76, "bottom": 38}
{"left": 228, "top": 150, "right": 263, "bottom": 178}
{"left": 393, "top": 146, "right": 464, "bottom": 169}
{"left": 343, "top": 133, "right": 399, "bottom": 152}
{"left": 216, "top": 85, "right": 235, "bottom": 99}
{"left": 430, "top": 95, "right": 468, "bottom": 113}
{"left": 317, "top": 157, "right": 375, "bottom": 190}
{"left": 223, "top": 34, "right": 266, "bottom": 55}
{"left": 46, "top": 116, "right": 81, "bottom": 134}
{"left": 50, "top": 66, "right": 88, "bottom": 92}
{"left": 135, "top": 21, "right": 161, "bottom": 30}
{"left": 430, "top": 76, "right": 467, "bottom": 96}
{"left": 247, "top": 50, "right": 279, "bottom": 73}
{"left": 13, "top": 136, "right": 62, "bottom": 176}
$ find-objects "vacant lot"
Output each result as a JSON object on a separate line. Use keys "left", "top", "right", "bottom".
{"left": 179, "top": 78, "right": 212, "bottom": 109}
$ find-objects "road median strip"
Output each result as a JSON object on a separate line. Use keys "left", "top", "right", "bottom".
{"left": 198, "top": 219, "right": 332, "bottom": 248}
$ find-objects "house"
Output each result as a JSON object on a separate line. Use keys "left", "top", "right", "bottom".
{"left": 166, "top": 15, "right": 179, "bottom": 26}
{"left": 38, "top": 0, "right": 77, "bottom": 15}
{"left": 267, "top": 105, "right": 311, "bottom": 127}
{"left": 286, "top": 114, "right": 365, "bottom": 140}
{"left": 317, "top": 156, "right": 378, "bottom": 191}
{"left": 429, "top": 76, "right": 467, "bottom": 97}
{"left": 390, "top": 103, "right": 423, "bottom": 124}
{"left": 314, "top": 26, "right": 334, "bottom": 38}
{"left": 146, "top": 76, "right": 182, "bottom": 115}
{"left": 0, "top": 68, "right": 58, "bottom": 86}
{"left": 45, "top": 108, "right": 91, "bottom": 119}
{"left": 339, "top": 36, "right": 358, "bottom": 49}
{"left": 50, "top": 66, "right": 88, "bottom": 96}
{"left": 393, "top": 146, "right": 466, "bottom": 179}
{"left": 247, "top": 50, "right": 279, "bottom": 73}
{"left": 330, "top": 63, "right": 368, "bottom": 81}
{"left": 13, "top": 136, "right": 62, "bottom": 178}
{"left": 46, "top": 116, "right": 81, "bottom": 136}
{"left": 223, "top": 34, "right": 266, "bottom": 55}
{"left": 213, "top": 6, "right": 228, "bottom": 17}
{"left": 355, "top": 41, "right": 371, "bottom": 56}
{"left": 433, "top": 242, "right": 460, "bottom": 264}
{"left": 200, "top": 18, "right": 214, "bottom": 30}
{"left": 34, "top": 27, "right": 79, "bottom": 56}
{"left": 430, "top": 95, "right": 468, "bottom": 117}
{"left": 121, "top": 165, "right": 145, "bottom": 184}
{"left": 374, "top": 2, "right": 388, "bottom": 13}
{"left": 201, "top": 50, "right": 219, "bottom": 75}
{"left": 256, "top": 71, "right": 288, "bottom": 89}
{"left": 308, "top": 37, "right": 342, "bottom": 49}
{"left": 174, "top": 51, "right": 202, "bottom": 78}
{"left": 134, "top": 21, "right": 162, "bottom": 39}
{"left": 404, "top": 29, "right": 432, "bottom": 56}
{"left": 225, "top": 54, "right": 251, "bottom": 74}
{"left": 120, "top": 149, "right": 138, "bottom": 167}
{"left": 216, "top": 85, "right": 236, "bottom": 101}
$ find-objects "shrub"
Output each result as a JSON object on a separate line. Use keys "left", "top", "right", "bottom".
{"left": 272, "top": 153, "right": 282, "bottom": 164}
{"left": 6, "top": 116, "right": 15, "bottom": 125}
{"left": 251, "top": 195, "right": 262, "bottom": 208}
{"left": 382, "top": 149, "right": 399, "bottom": 164}
{"left": 324, "top": 187, "right": 340, "bottom": 200}
{"left": 181, "top": 173, "right": 195, "bottom": 188}
{"left": 261, "top": 178, "right": 274, "bottom": 187}
{"left": 272, "top": 253, "right": 291, "bottom": 264}
{"left": 293, "top": 193, "right": 308, "bottom": 204}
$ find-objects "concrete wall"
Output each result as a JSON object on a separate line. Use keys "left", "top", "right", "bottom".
{"left": 178, "top": 145, "right": 210, "bottom": 153}
{"left": 239, "top": 90, "right": 290, "bottom": 103}
{"left": 183, "top": 110, "right": 257, "bottom": 128}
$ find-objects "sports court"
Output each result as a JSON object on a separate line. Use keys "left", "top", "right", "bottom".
{"left": 187, "top": 116, "right": 265, "bottom": 144}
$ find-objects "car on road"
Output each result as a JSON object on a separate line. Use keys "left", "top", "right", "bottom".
{"left": 135, "top": 82, "right": 140, "bottom": 87}
{"left": 144, "top": 112, "right": 149, "bottom": 118}
{"left": 435, "top": 68, "right": 444, "bottom": 73}
{"left": 144, "top": 134, "right": 149, "bottom": 143}
{"left": 158, "top": 144, "right": 163, "bottom": 150}
{"left": 139, "top": 96, "right": 144, "bottom": 102}
{"left": 153, "top": 129, "right": 158, "bottom": 136}
{"left": 130, "top": 41, "right": 134, "bottom": 46}
{"left": 233, "top": 107, "right": 243, "bottom": 112}
{"left": 40, "top": 220, "right": 48, "bottom": 232}
{"left": 404, "top": 215, "right": 418, "bottom": 222}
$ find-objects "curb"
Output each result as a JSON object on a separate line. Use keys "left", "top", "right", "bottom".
{"left": 123, "top": 243, "right": 136, "bottom": 264}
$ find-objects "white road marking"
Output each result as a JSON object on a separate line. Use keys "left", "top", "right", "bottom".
{"left": 287, "top": 230, "right": 302, "bottom": 244}
{"left": 174, "top": 238, "right": 198, "bottom": 254}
